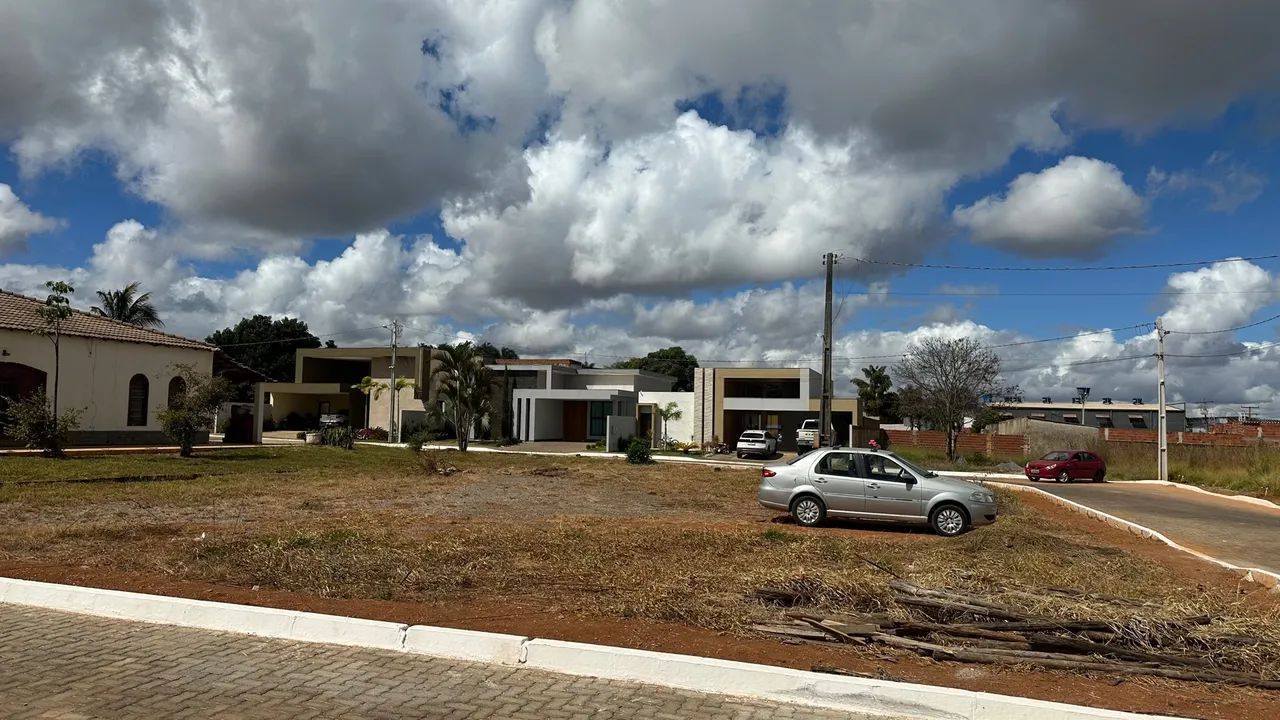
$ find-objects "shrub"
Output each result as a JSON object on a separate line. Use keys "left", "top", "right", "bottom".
{"left": 295, "top": 431, "right": 306, "bottom": 440}
{"left": 964, "top": 451, "right": 989, "bottom": 466}
{"left": 497, "top": 436, "right": 520, "bottom": 447}
{"left": 355, "top": 427, "right": 389, "bottom": 442}
{"left": 158, "top": 365, "right": 234, "bottom": 457}
{"left": 319, "top": 426, "right": 355, "bottom": 449}
{"left": 405, "top": 428, "right": 444, "bottom": 452}
{"left": 585, "top": 439, "right": 606, "bottom": 451}
{"left": 2, "top": 390, "right": 81, "bottom": 456}
{"left": 626, "top": 436, "right": 652, "bottom": 464}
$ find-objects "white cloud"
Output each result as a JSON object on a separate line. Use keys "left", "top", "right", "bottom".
{"left": 445, "top": 113, "right": 953, "bottom": 307}
{"left": 1148, "top": 152, "right": 1267, "bottom": 213}
{"left": 953, "top": 156, "right": 1146, "bottom": 258}
{"left": 0, "top": 183, "right": 62, "bottom": 255}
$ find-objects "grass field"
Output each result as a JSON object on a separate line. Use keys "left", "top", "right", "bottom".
{"left": 3, "top": 445, "right": 1277, "bottom": 674}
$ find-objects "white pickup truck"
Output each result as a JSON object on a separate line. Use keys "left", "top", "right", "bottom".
{"left": 796, "top": 418, "right": 827, "bottom": 455}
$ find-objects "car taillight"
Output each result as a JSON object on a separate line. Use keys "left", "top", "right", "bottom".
{"left": 762, "top": 468, "right": 776, "bottom": 478}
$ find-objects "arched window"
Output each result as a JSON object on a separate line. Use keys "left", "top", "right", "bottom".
{"left": 167, "top": 376, "right": 187, "bottom": 408}
{"left": 127, "top": 374, "right": 149, "bottom": 426}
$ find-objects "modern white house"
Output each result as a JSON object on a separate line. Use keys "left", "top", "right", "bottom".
{"left": 0, "top": 289, "right": 216, "bottom": 446}
{"left": 492, "top": 360, "right": 676, "bottom": 450}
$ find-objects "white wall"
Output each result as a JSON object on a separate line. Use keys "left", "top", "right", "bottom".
{"left": 1, "top": 330, "right": 213, "bottom": 433}
{"left": 532, "top": 398, "right": 563, "bottom": 440}
{"left": 605, "top": 415, "right": 636, "bottom": 452}
{"left": 639, "top": 391, "right": 695, "bottom": 443}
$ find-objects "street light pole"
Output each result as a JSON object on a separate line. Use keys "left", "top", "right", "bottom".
{"left": 1156, "top": 318, "right": 1168, "bottom": 482}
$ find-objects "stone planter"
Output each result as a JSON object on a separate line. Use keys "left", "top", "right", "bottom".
{"left": 304, "top": 432, "right": 321, "bottom": 445}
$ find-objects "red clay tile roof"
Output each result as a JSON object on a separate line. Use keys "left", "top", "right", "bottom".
{"left": 0, "top": 289, "right": 214, "bottom": 352}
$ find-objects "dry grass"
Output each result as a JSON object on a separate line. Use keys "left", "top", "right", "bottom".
{"left": 4, "top": 446, "right": 1279, "bottom": 677}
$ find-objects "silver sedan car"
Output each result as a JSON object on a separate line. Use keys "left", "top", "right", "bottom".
{"left": 757, "top": 448, "right": 998, "bottom": 536}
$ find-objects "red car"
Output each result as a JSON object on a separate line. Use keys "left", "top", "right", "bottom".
{"left": 1024, "top": 450, "right": 1106, "bottom": 483}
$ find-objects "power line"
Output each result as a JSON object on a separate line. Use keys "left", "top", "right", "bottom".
{"left": 1165, "top": 339, "right": 1280, "bottom": 359}
{"left": 871, "top": 288, "right": 1278, "bottom": 297}
{"left": 847, "top": 253, "right": 1280, "bottom": 273}
{"left": 1166, "top": 310, "right": 1280, "bottom": 336}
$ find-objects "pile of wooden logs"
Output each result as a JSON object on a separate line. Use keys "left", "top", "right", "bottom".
{"left": 752, "top": 579, "right": 1278, "bottom": 689}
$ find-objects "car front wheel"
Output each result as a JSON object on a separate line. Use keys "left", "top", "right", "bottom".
{"left": 930, "top": 504, "right": 969, "bottom": 537}
{"left": 791, "top": 496, "right": 826, "bottom": 527}
{"left": 1056, "top": 471, "right": 1071, "bottom": 483}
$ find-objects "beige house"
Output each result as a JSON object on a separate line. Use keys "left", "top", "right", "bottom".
{"left": 690, "top": 367, "right": 870, "bottom": 450}
{"left": 254, "top": 345, "right": 444, "bottom": 439}
{"left": 0, "top": 289, "right": 215, "bottom": 445}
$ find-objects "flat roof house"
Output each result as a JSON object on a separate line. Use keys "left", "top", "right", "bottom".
{"left": 690, "top": 367, "right": 869, "bottom": 451}
{"left": 495, "top": 360, "right": 676, "bottom": 449}
{"left": 0, "top": 289, "right": 215, "bottom": 446}
{"left": 993, "top": 399, "right": 1186, "bottom": 432}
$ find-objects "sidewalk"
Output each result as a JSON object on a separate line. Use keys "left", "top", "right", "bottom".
{"left": 1, "top": 603, "right": 887, "bottom": 720}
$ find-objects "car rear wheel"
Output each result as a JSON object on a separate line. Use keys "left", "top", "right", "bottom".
{"left": 1056, "top": 471, "right": 1071, "bottom": 483}
{"left": 737, "top": 452, "right": 745, "bottom": 459}
{"left": 1093, "top": 470, "right": 1105, "bottom": 483}
{"left": 790, "top": 495, "right": 826, "bottom": 527}
{"left": 930, "top": 504, "right": 969, "bottom": 537}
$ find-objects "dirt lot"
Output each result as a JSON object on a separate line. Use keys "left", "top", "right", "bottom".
{"left": 2, "top": 446, "right": 1278, "bottom": 719}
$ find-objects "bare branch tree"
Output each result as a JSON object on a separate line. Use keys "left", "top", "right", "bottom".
{"left": 896, "top": 337, "right": 1001, "bottom": 460}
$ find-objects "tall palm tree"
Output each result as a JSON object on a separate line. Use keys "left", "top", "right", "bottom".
{"left": 91, "top": 282, "right": 164, "bottom": 328}
{"left": 432, "top": 342, "right": 496, "bottom": 451}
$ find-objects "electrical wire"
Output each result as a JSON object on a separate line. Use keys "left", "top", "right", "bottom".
{"left": 847, "top": 253, "right": 1280, "bottom": 272}
{"left": 1165, "top": 339, "right": 1280, "bottom": 359}
{"left": 1165, "top": 310, "right": 1280, "bottom": 336}
{"left": 211, "top": 325, "right": 386, "bottom": 348}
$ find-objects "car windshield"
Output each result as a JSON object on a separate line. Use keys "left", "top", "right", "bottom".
{"left": 1041, "top": 451, "right": 1070, "bottom": 461}
{"left": 886, "top": 452, "right": 937, "bottom": 478}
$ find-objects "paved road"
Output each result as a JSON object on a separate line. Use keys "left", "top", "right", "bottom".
{"left": 0, "top": 604, "right": 900, "bottom": 720}
{"left": 994, "top": 478, "right": 1280, "bottom": 575}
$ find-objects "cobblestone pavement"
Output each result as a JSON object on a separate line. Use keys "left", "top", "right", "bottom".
{"left": 0, "top": 604, "right": 901, "bottom": 719}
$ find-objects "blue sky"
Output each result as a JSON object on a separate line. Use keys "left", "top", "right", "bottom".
{"left": 2, "top": 0, "right": 1279, "bottom": 413}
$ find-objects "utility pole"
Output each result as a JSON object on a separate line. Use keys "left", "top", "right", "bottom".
{"left": 387, "top": 319, "right": 403, "bottom": 443}
{"left": 820, "top": 252, "right": 836, "bottom": 448}
{"left": 1155, "top": 318, "right": 1167, "bottom": 482}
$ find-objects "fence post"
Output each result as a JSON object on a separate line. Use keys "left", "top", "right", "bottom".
{"left": 986, "top": 433, "right": 994, "bottom": 455}
{"left": 1176, "top": 431, "right": 1183, "bottom": 445}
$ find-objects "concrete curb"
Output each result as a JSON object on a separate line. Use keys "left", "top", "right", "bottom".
{"left": 936, "top": 469, "right": 1026, "bottom": 481}
{"left": 0, "top": 576, "right": 1187, "bottom": 720}
{"left": 522, "top": 639, "right": 1180, "bottom": 720}
{"left": 989, "top": 482, "right": 1280, "bottom": 590}
{"left": 1124, "top": 479, "right": 1280, "bottom": 510}
{"left": 418, "top": 443, "right": 761, "bottom": 469}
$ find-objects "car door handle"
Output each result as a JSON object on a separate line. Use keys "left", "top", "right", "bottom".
{"left": 866, "top": 483, "right": 880, "bottom": 489}
{"left": 814, "top": 478, "right": 828, "bottom": 484}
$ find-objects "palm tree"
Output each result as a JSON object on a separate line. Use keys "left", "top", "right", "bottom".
{"left": 431, "top": 342, "right": 496, "bottom": 451}
{"left": 91, "top": 282, "right": 163, "bottom": 328}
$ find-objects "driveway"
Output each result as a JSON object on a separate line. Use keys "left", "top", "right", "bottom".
{"left": 0, "top": 604, "right": 894, "bottom": 720}
{"left": 992, "top": 478, "right": 1280, "bottom": 576}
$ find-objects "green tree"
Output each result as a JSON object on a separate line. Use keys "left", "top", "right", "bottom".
{"left": 158, "top": 364, "right": 234, "bottom": 457}
{"left": 33, "top": 280, "right": 75, "bottom": 456}
{"left": 852, "top": 365, "right": 899, "bottom": 421}
{"left": 90, "top": 282, "right": 163, "bottom": 328}
{"left": 206, "top": 315, "right": 321, "bottom": 385}
{"left": 432, "top": 342, "right": 497, "bottom": 451}
{"left": 610, "top": 346, "right": 699, "bottom": 392}
{"left": 353, "top": 375, "right": 411, "bottom": 430}
{"left": 896, "top": 337, "right": 1001, "bottom": 461}
{"left": 970, "top": 405, "right": 1004, "bottom": 434}
{"left": 655, "top": 401, "right": 683, "bottom": 446}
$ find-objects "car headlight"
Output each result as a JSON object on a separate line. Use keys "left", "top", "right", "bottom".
{"left": 970, "top": 491, "right": 996, "bottom": 504}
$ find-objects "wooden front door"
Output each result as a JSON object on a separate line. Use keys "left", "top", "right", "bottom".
{"left": 562, "top": 401, "right": 587, "bottom": 442}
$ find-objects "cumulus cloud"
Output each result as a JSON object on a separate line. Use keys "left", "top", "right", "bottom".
{"left": 953, "top": 156, "right": 1146, "bottom": 258}
{"left": 1148, "top": 152, "right": 1268, "bottom": 213}
{"left": 445, "top": 112, "right": 952, "bottom": 307}
{"left": 0, "top": 184, "right": 62, "bottom": 255}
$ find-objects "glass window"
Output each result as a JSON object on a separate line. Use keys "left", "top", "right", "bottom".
{"left": 588, "top": 401, "right": 609, "bottom": 437}
{"left": 127, "top": 374, "right": 149, "bottom": 426}
{"left": 816, "top": 452, "right": 855, "bottom": 476}
{"left": 167, "top": 376, "right": 186, "bottom": 408}
{"left": 1042, "top": 451, "right": 1070, "bottom": 461}
{"left": 863, "top": 454, "right": 913, "bottom": 481}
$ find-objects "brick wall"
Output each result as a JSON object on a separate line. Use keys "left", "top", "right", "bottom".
{"left": 884, "top": 429, "right": 1027, "bottom": 456}
{"left": 1101, "top": 427, "right": 1253, "bottom": 447}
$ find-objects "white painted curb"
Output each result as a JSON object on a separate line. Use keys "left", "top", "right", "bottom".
{"left": 1125, "top": 479, "right": 1280, "bottom": 510}
{"left": 989, "top": 482, "right": 1280, "bottom": 590}
{"left": 403, "top": 624, "right": 527, "bottom": 664}
{"left": 418, "top": 443, "right": 760, "bottom": 468}
{"left": 0, "top": 576, "right": 1189, "bottom": 720}
{"left": 522, "top": 639, "right": 1180, "bottom": 720}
